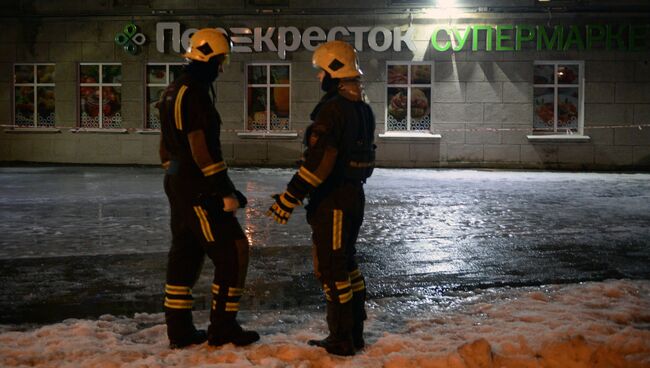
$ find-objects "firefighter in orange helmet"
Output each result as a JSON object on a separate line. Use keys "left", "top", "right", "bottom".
{"left": 268, "top": 40, "right": 376, "bottom": 356}
{"left": 158, "top": 28, "right": 259, "bottom": 349}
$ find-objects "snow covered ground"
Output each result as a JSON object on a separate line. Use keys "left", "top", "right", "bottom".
{"left": 1, "top": 279, "right": 649, "bottom": 367}
{"left": 1, "top": 167, "right": 649, "bottom": 366}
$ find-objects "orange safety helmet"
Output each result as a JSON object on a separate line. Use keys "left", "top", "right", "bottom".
{"left": 312, "top": 40, "right": 362, "bottom": 79}
{"left": 183, "top": 28, "right": 231, "bottom": 63}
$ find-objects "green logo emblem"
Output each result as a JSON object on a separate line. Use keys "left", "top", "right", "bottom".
{"left": 115, "top": 23, "right": 146, "bottom": 55}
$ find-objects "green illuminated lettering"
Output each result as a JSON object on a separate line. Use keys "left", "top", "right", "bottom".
{"left": 431, "top": 28, "right": 451, "bottom": 51}
{"left": 451, "top": 27, "right": 471, "bottom": 52}
{"left": 537, "top": 25, "right": 564, "bottom": 51}
{"left": 629, "top": 25, "right": 649, "bottom": 52}
{"left": 586, "top": 25, "right": 606, "bottom": 50}
{"left": 472, "top": 25, "right": 493, "bottom": 51}
{"left": 496, "top": 25, "right": 514, "bottom": 51}
{"left": 606, "top": 24, "right": 626, "bottom": 51}
{"left": 516, "top": 25, "right": 536, "bottom": 51}
{"left": 563, "top": 25, "right": 585, "bottom": 51}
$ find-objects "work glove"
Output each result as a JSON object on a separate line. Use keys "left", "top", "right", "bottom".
{"left": 266, "top": 192, "right": 301, "bottom": 224}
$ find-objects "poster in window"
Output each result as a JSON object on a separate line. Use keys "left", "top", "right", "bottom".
{"left": 533, "top": 87, "right": 555, "bottom": 130}
{"left": 387, "top": 87, "right": 408, "bottom": 130}
{"left": 102, "top": 86, "right": 122, "bottom": 128}
{"left": 80, "top": 87, "right": 100, "bottom": 128}
{"left": 80, "top": 65, "right": 99, "bottom": 84}
{"left": 15, "top": 65, "right": 33, "bottom": 84}
{"left": 557, "top": 88, "right": 579, "bottom": 129}
{"left": 37, "top": 65, "right": 55, "bottom": 84}
{"left": 557, "top": 65, "right": 579, "bottom": 85}
{"left": 410, "top": 88, "right": 430, "bottom": 130}
{"left": 247, "top": 87, "right": 267, "bottom": 130}
{"left": 411, "top": 65, "right": 431, "bottom": 84}
{"left": 387, "top": 65, "right": 408, "bottom": 85}
{"left": 37, "top": 87, "right": 55, "bottom": 127}
{"left": 270, "top": 87, "right": 289, "bottom": 130}
{"left": 102, "top": 65, "right": 122, "bottom": 84}
{"left": 248, "top": 65, "right": 267, "bottom": 84}
{"left": 270, "top": 65, "right": 289, "bottom": 84}
{"left": 147, "top": 65, "right": 166, "bottom": 84}
{"left": 14, "top": 86, "right": 34, "bottom": 126}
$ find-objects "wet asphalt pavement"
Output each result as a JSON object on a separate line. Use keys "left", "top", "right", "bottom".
{"left": 1, "top": 166, "right": 648, "bottom": 324}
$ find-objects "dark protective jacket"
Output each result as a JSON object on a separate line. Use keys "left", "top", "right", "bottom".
{"left": 158, "top": 71, "right": 235, "bottom": 200}
{"left": 285, "top": 79, "right": 376, "bottom": 208}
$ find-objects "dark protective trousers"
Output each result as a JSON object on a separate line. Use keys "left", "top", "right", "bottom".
{"left": 307, "top": 182, "right": 367, "bottom": 345}
{"left": 163, "top": 174, "right": 250, "bottom": 343}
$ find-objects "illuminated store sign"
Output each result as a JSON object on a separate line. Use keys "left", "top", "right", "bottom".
{"left": 155, "top": 22, "right": 649, "bottom": 59}
{"left": 431, "top": 24, "right": 649, "bottom": 52}
{"left": 156, "top": 23, "right": 416, "bottom": 59}
{"left": 115, "top": 23, "right": 146, "bottom": 55}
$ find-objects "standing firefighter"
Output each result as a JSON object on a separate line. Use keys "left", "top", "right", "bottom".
{"left": 267, "top": 40, "right": 376, "bottom": 356}
{"left": 158, "top": 28, "right": 259, "bottom": 349}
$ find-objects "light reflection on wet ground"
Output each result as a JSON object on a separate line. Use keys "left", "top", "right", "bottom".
{"left": 0, "top": 166, "right": 649, "bottom": 324}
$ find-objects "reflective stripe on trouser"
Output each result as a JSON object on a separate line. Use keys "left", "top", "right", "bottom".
{"left": 193, "top": 205, "right": 215, "bottom": 242}
{"left": 322, "top": 277, "right": 353, "bottom": 304}
{"left": 349, "top": 268, "right": 365, "bottom": 293}
{"left": 212, "top": 283, "right": 243, "bottom": 313}
{"left": 164, "top": 283, "right": 194, "bottom": 310}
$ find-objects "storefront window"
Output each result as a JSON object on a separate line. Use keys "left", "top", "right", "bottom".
{"left": 14, "top": 64, "right": 56, "bottom": 127}
{"left": 246, "top": 63, "right": 291, "bottom": 131}
{"left": 533, "top": 61, "right": 583, "bottom": 134}
{"left": 146, "top": 63, "right": 185, "bottom": 129}
{"left": 386, "top": 62, "right": 433, "bottom": 131}
{"left": 79, "top": 63, "right": 122, "bottom": 129}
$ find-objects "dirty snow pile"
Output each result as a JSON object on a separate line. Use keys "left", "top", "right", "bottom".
{"left": 1, "top": 279, "right": 649, "bottom": 368}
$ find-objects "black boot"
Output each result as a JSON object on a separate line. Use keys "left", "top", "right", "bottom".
{"left": 308, "top": 301, "right": 355, "bottom": 356}
{"left": 209, "top": 321, "right": 260, "bottom": 347}
{"left": 308, "top": 335, "right": 355, "bottom": 356}
{"left": 351, "top": 290, "right": 367, "bottom": 350}
{"left": 169, "top": 329, "right": 208, "bottom": 349}
{"left": 208, "top": 311, "right": 259, "bottom": 347}
{"left": 166, "top": 309, "right": 208, "bottom": 349}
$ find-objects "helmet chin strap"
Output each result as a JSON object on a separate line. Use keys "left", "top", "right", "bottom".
{"left": 186, "top": 56, "right": 223, "bottom": 85}
{"left": 320, "top": 71, "right": 340, "bottom": 93}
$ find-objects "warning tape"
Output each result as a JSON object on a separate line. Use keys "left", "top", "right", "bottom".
{"left": 1, "top": 123, "right": 648, "bottom": 133}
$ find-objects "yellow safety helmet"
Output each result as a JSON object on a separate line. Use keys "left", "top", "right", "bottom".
{"left": 183, "top": 28, "right": 231, "bottom": 63}
{"left": 312, "top": 40, "right": 362, "bottom": 79}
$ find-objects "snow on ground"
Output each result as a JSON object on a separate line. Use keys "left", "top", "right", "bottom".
{"left": 1, "top": 279, "right": 649, "bottom": 368}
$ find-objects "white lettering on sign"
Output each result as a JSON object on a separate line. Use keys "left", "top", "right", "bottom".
{"left": 156, "top": 23, "right": 418, "bottom": 59}
{"left": 302, "top": 26, "right": 327, "bottom": 51}
{"left": 255, "top": 27, "right": 277, "bottom": 52}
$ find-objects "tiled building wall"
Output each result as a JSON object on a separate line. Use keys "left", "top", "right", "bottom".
{"left": 0, "top": 1, "right": 649, "bottom": 169}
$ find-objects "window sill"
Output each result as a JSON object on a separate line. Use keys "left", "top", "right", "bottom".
{"left": 237, "top": 131, "right": 299, "bottom": 139}
{"left": 378, "top": 132, "right": 442, "bottom": 140}
{"left": 4, "top": 127, "right": 61, "bottom": 134}
{"left": 526, "top": 134, "right": 591, "bottom": 143}
{"left": 135, "top": 129, "right": 161, "bottom": 135}
{"left": 70, "top": 128, "right": 129, "bottom": 134}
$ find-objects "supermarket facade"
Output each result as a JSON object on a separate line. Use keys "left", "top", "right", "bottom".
{"left": 1, "top": 0, "right": 649, "bottom": 169}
